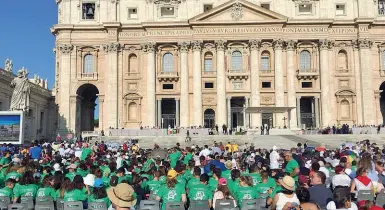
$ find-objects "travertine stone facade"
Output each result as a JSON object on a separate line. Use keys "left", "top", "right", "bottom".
{"left": 53, "top": 0, "right": 385, "bottom": 134}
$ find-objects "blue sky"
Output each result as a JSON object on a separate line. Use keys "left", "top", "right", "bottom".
{"left": 0, "top": 1, "right": 57, "bottom": 89}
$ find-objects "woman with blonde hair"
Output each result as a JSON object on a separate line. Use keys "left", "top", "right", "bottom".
{"left": 156, "top": 170, "right": 186, "bottom": 210}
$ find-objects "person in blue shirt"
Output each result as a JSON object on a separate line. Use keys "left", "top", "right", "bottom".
{"left": 29, "top": 143, "right": 42, "bottom": 160}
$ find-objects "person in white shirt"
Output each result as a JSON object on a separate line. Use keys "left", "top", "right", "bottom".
{"left": 332, "top": 165, "right": 351, "bottom": 189}
{"left": 270, "top": 146, "right": 280, "bottom": 169}
{"left": 319, "top": 161, "right": 330, "bottom": 178}
{"left": 199, "top": 145, "right": 212, "bottom": 157}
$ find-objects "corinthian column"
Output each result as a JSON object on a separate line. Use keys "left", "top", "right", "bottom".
{"left": 249, "top": 39, "right": 261, "bottom": 128}
{"left": 103, "top": 42, "right": 120, "bottom": 128}
{"left": 216, "top": 40, "right": 227, "bottom": 127}
{"left": 192, "top": 41, "right": 203, "bottom": 126}
{"left": 57, "top": 44, "right": 73, "bottom": 133}
{"left": 319, "top": 39, "right": 333, "bottom": 127}
{"left": 286, "top": 40, "right": 297, "bottom": 129}
{"left": 358, "top": 39, "right": 374, "bottom": 125}
{"left": 146, "top": 42, "right": 156, "bottom": 127}
{"left": 273, "top": 39, "right": 284, "bottom": 128}
{"left": 179, "top": 41, "right": 190, "bottom": 128}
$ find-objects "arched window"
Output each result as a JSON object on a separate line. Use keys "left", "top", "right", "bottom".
{"left": 83, "top": 54, "right": 94, "bottom": 73}
{"left": 340, "top": 100, "right": 350, "bottom": 119}
{"left": 261, "top": 51, "right": 270, "bottom": 71}
{"left": 162, "top": 53, "right": 174, "bottom": 72}
{"left": 204, "top": 52, "right": 213, "bottom": 72}
{"left": 299, "top": 50, "right": 311, "bottom": 71}
{"left": 128, "top": 54, "right": 138, "bottom": 73}
{"left": 231, "top": 51, "right": 242, "bottom": 71}
{"left": 337, "top": 50, "right": 348, "bottom": 70}
{"left": 382, "top": 51, "right": 385, "bottom": 70}
{"left": 128, "top": 102, "right": 137, "bottom": 121}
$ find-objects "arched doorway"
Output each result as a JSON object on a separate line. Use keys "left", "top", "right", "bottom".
{"left": 380, "top": 82, "right": 385, "bottom": 125}
{"left": 76, "top": 84, "right": 99, "bottom": 133}
{"left": 204, "top": 109, "right": 215, "bottom": 128}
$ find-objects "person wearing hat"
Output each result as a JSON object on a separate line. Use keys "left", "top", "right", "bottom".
{"left": 188, "top": 173, "right": 213, "bottom": 207}
{"left": 107, "top": 183, "right": 137, "bottom": 210}
{"left": 65, "top": 164, "right": 78, "bottom": 181}
{"left": 156, "top": 169, "right": 186, "bottom": 210}
{"left": 88, "top": 179, "right": 111, "bottom": 207}
{"left": 270, "top": 176, "right": 299, "bottom": 210}
{"left": 222, "top": 161, "right": 233, "bottom": 181}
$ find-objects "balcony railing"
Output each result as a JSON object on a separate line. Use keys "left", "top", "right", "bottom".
{"left": 260, "top": 69, "right": 274, "bottom": 76}
{"left": 379, "top": 2, "right": 385, "bottom": 15}
{"left": 124, "top": 72, "right": 141, "bottom": 79}
{"left": 157, "top": 71, "right": 179, "bottom": 82}
{"left": 296, "top": 69, "right": 319, "bottom": 79}
{"left": 78, "top": 72, "right": 98, "bottom": 80}
{"left": 380, "top": 70, "right": 385, "bottom": 77}
{"left": 335, "top": 69, "right": 351, "bottom": 76}
{"left": 202, "top": 70, "right": 217, "bottom": 77}
{"left": 227, "top": 69, "right": 249, "bottom": 79}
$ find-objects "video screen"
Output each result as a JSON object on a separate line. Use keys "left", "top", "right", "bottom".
{"left": 0, "top": 114, "right": 21, "bottom": 142}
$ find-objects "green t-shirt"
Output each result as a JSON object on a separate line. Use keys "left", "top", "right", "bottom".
{"left": 183, "top": 153, "right": 193, "bottom": 165}
{"left": 249, "top": 173, "right": 262, "bottom": 186}
{"left": 76, "top": 169, "right": 89, "bottom": 177}
{"left": 183, "top": 169, "right": 192, "bottom": 182}
{"left": 208, "top": 178, "right": 218, "bottom": 192}
{"left": 65, "top": 172, "right": 78, "bottom": 181}
{"left": 0, "top": 186, "right": 13, "bottom": 199}
{"left": 222, "top": 170, "right": 232, "bottom": 181}
{"left": 169, "top": 151, "right": 181, "bottom": 169}
{"left": 102, "top": 177, "right": 110, "bottom": 187}
{"left": 234, "top": 186, "right": 259, "bottom": 208}
{"left": 159, "top": 176, "right": 166, "bottom": 184}
{"left": 14, "top": 184, "right": 39, "bottom": 198}
{"left": 80, "top": 148, "right": 92, "bottom": 161}
{"left": 227, "top": 179, "right": 239, "bottom": 195}
{"left": 188, "top": 183, "right": 213, "bottom": 201}
{"left": 285, "top": 159, "right": 299, "bottom": 181}
{"left": 63, "top": 189, "right": 87, "bottom": 202}
{"left": 0, "top": 157, "right": 10, "bottom": 165}
{"left": 157, "top": 183, "right": 186, "bottom": 210}
{"left": 5, "top": 172, "right": 22, "bottom": 181}
{"left": 144, "top": 179, "right": 163, "bottom": 195}
{"left": 186, "top": 177, "right": 200, "bottom": 190}
{"left": 176, "top": 175, "right": 186, "bottom": 188}
{"left": 269, "top": 185, "right": 282, "bottom": 198}
{"left": 37, "top": 187, "right": 57, "bottom": 200}
{"left": 255, "top": 178, "right": 276, "bottom": 198}
{"left": 88, "top": 194, "right": 111, "bottom": 207}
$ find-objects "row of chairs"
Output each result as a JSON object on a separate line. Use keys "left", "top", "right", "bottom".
{"left": 357, "top": 190, "right": 385, "bottom": 208}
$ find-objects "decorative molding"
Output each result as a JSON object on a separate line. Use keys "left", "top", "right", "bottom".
{"left": 192, "top": 40, "right": 202, "bottom": 51}
{"left": 248, "top": 39, "right": 261, "bottom": 50}
{"left": 319, "top": 39, "right": 335, "bottom": 50}
{"left": 286, "top": 40, "right": 297, "bottom": 50}
{"left": 103, "top": 42, "right": 120, "bottom": 52}
{"left": 273, "top": 39, "right": 284, "bottom": 50}
{"left": 178, "top": 41, "right": 190, "bottom": 53}
{"left": 215, "top": 40, "right": 227, "bottom": 51}
{"left": 153, "top": 0, "right": 182, "bottom": 4}
{"left": 231, "top": 2, "right": 243, "bottom": 21}
{"left": 357, "top": 38, "right": 373, "bottom": 49}
{"left": 146, "top": 42, "right": 156, "bottom": 52}
{"left": 57, "top": 44, "right": 73, "bottom": 54}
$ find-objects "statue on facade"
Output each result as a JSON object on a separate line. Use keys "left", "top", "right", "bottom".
{"left": 10, "top": 67, "right": 30, "bottom": 111}
{"left": 4, "top": 58, "right": 13, "bottom": 72}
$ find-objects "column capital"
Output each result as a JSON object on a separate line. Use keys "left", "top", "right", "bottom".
{"left": 248, "top": 39, "right": 261, "bottom": 50}
{"left": 285, "top": 40, "right": 297, "bottom": 51}
{"left": 56, "top": 44, "right": 73, "bottom": 54}
{"left": 192, "top": 40, "right": 203, "bottom": 51}
{"left": 227, "top": 96, "right": 232, "bottom": 100}
{"left": 175, "top": 97, "right": 180, "bottom": 101}
{"left": 178, "top": 41, "right": 190, "bottom": 53}
{"left": 142, "top": 42, "right": 156, "bottom": 52}
{"left": 215, "top": 40, "right": 227, "bottom": 51}
{"left": 103, "top": 42, "right": 121, "bottom": 52}
{"left": 319, "top": 39, "right": 335, "bottom": 50}
{"left": 357, "top": 38, "right": 373, "bottom": 49}
{"left": 273, "top": 39, "right": 284, "bottom": 50}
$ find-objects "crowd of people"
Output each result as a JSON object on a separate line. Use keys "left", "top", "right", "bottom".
{"left": 0, "top": 139, "right": 384, "bottom": 210}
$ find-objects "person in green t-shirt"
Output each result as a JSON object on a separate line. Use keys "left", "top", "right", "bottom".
{"left": 0, "top": 151, "right": 11, "bottom": 166}
{"left": 80, "top": 143, "right": 93, "bottom": 161}
{"left": 65, "top": 164, "right": 78, "bottom": 181}
{"left": 0, "top": 178, "right": 16, "bottom": 199}
{"left": 255, "top": 171, "right": 276, "bottom": 198}
{"left": 248, "top": 164, "right": 262, "bottom": 186}
{"left": 168, "top": 148, "right": 181, "bottom": 169}
{"left": 284, "top": 152, "right": 300, "bottom": 181}
{"left": 222, "top": 161, "right": 233, "bottom": 181}
{"left": 5, "top": 166, "right": 22, "bottom": 182}
{"left": 37, "top": 175, "right": 57, "bottom": 201}
{"left": 63, "top": 175, "right": 89, "bottom": 202}
{"left": 234, "top": 176, "right": 259, "bottom": 209}
{"left": 76, "top": 163, "right": 89, "bottom": 177}
{"left": 188, "top": 173, "right": 213, "bottom": 208}
{"left": 156, "top": 170, "right": 186, "bottom": 210}
{"left": 116, "top": 167, "right": 128, "bottom": 184}
{"left": 208, "top": 168, "right": 220, "bottom": 192}
{"left": 143, "top": 171, "right": 163, "bottom": 198}
{"left": 183, "top": 148, "right": 193, "bottom": 165}
{"left": 88, "top": 179, "right": 111, "bottom": 207}
{"left": 227, "top": 169, "right": 241, "bottom": 195}
{"left": 56, "top": 177, "right": 71, "bottom": 199}
{"left": 13, "top": 171, "right": 39, "bottom": 203}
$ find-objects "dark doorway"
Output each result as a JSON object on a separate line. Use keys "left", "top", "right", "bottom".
{"left": 230, "top": 97, "right": 245, "bottom": 129}
{"left": 161, "top": 99, "right": 176, "bottom": 129}
{"left": 204, "top": 109, "right": 215, "bottom": 128}
{"left": 262, "top": 113, "right": 273, "bottom": 128}
{"left": 300, "top": 97, "right": 315, "bottom": 128}
{"left": 380, "top": 82, "right": 385, "bottom": 125}
{"left": 76, "top": 84, "right": 99, "bottom": 133}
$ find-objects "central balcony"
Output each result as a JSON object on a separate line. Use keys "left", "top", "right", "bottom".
{"left": 157, "top": 71, "right": 179, "bottom": 82}
{"left": 202, "top": 70, "right": 217, "bottom": 78}
{"left": 78, "top": 72, "right": 98, "bottom": 80}
{"left": 260, "top": 69, "right": 275, "bottom": 77}
{"left": 296, "top": 69, "right": 319, "bottom": 79}
{"left": 227, "top": 69, "right": 249, "bottom": 80}
{"left": 124, "top": 72, "right": 141, "bottom": 80}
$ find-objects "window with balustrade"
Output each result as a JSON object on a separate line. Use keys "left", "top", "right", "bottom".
{"left": 162, "top": 52, "right": 174, "bottom": 72}
{"left": 379, "top": 0, "right": 385, "bottom": 15}
{"left": 261, "top": 51, "right": 271, "bottom": 71}
{"left": 83, "top": 54, "right": 94, "bottom": 74}
{"left": 128, "top": 54, "right": 138, "bottom": 73}
{"left": 337, "top": 50, "right": 348, "bottom": 71}
{"left": 299, "top": 50, "right": 311, "bottom": 71}
{"left": 231, "top": 51, "right": 242, "bottom": 71}
{"left": 204, "top": 52, "right": 213, "bottom": 72}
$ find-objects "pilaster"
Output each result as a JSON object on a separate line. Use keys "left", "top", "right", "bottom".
{"left": 249, "top": 39, "right": 261, "bottom": 128}
{"left": 178, "top": 41, "right": 190, "bottom": 128}
{"left": 286, "top": 40, "right": 297, "bottom": 129}
{"left": 192, "top": 40, "right": 203, "bottom": 126}
{"left": 319, "top": 39, "right": 334, "bottom": 127}
{"left": 146, "top": 42, "right": 157, "bottom": 127}
{"left": 215, "top": 40, "right": 227, "bottom": 127}
{"left": 273, "top": 39, "right": 284, "bottom": 127}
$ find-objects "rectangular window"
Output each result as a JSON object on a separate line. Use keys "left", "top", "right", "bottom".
{"left": 163, "top": 84, "right": 174, "bottom": 90}
{"left": 302, "top": 82, "right": 313, "bottom": 88}
{"left": 161, "top": 7, "right": 175, "bottom": 17}
{"left": 298, "top": 4, "right": 312, "bottom": 14}
{"left": 204, "top": 4, "right": 213, "bottom": 12}
{"left": 379, "top": 0, "right": 385, "bottom": 15}
{"left": 82, "top": 3, "right": 96, "bottom": 20}
{"left": 128, "top": 8, "right": 138, "bottom": 19}
{"left": 261, "top": 56, "right": 270, "bottom": 71}
{"left": 262, "top": 82, "right": 271, "bottom": 88}
{"left": 336, "top": 4, "right": 346, "bottom": 16}
{"left": 205, "top": 82, "right": 214, "bottom": 89}
{"left": 261, "top": 3, "right": 270, "bottom": 10}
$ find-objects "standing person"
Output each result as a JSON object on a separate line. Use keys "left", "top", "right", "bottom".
{"left": 29, "top": 143, "right": 42, "bottom": 160}
{"left": 80, "top": 143, "right": 92, "bottom": 161}
{"left": 168, "top": 148, "right": 181, "bottom": 169}
{"left": 188, "top": 173, "right": 213, "bottom": 207}
{"left": 215, "top": 125, "right": 219, "bottom": 134}
{"left": 107, "top": 183, "right": 137, "bottom": 210}
{"left": 156, "top": 170, "right": 187, "bottom": 210}
{"left": 260, "top": 125, "right": 265, "bottom": 135}
{"left": 284, "top": 152, "right": 300, "bottom": 182}
{"left": 270, "top": 146, "right": 280, "bottom": 169}
{"left": 266, "top": 125, "right": 270, "bottom": 135}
